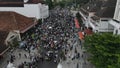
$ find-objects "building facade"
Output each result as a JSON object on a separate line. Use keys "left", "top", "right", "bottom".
{"left": 114, "top": 0, "right": 120, "bottom": 21}
{"left": 0, "top": 11, "right": 37, "bottom": 56}
{"left": 110, "top": 0, "right": 120, "bottom": 34}
{"left": 80, "top": 0, "right": 117, "bottom": 33}
{"left": 0, "top": 0, "right": 49, "bottom": 19}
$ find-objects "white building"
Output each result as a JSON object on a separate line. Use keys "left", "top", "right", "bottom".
{"left": 108, "top": 19, "right": 120, "bottom": 34}
{"left": 114, "top": 0, "right": 120, "bottom": 21}
{"left": 109, "top": 0, "right": 120, "bottom": 34}
{"left": 0, "top": 0, "right": 49, "bottom": 19}
{"left": 80, "top": 0, "right": 117, "bottom": 33}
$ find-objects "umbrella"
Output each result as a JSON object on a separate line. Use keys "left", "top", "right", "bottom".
{"left": 57, "top": 63, "right": 62, "bottom": 68}
{"left": 7, "top": 62, "right": 15, "bottom": 68}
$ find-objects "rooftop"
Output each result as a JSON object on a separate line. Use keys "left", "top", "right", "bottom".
{"left": 0, "top": 0, "right": 24, "bottom": 7}
{"left": 0, "top": 0, "right": 45, "bottom": 7}
{"left": 27, "top": 0, "right": 45, "bottom": 4}
{"left": 81, "top": 0, "right": 117, "bottom": 19}
{"left": 0, "top": 11, "right": 36, "bottom": 33}
{"left": 0, "top": 0, "right": 23, "bottom": 2}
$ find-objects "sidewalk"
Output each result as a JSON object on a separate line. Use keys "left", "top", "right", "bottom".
{"left": 0, "top": 48, "right": 39, "bottom": 68}
{"left": 12, "top": 49, "right": 31, "bottom": 67}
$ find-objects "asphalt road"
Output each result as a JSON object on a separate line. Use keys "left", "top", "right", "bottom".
{"left": 36, "top": 60, "right": 58, "bottom": 68}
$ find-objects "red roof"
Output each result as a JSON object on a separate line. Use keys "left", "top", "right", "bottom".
{"left": 0, "top": 11, "right": 37, "bottom": 33}
{"left": 74, "top": 18, "right": 80, "bottom": 28}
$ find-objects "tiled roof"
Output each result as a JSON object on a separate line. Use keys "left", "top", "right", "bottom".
{"left": 0, "top": 31, "right": 9, "bottom": 55}
{"left": 0, "top": 0, "right": 23, "bottom": 2}
{"left": 0, "top": 0, "right": 45, "bottom": 7}
{"left": 0, "top": 0, "right": 24, "bottom": 7}
{"left": 27, "top": 0, "right": 45, "bottom": 4}
{"left": 0, "top": 11, "right": 36, "bottom": 33}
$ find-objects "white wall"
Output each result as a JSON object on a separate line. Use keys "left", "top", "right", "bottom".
{"left": 114, "top": 0, "right": 120, "bottom": 21}
{"left": 109, "top": 20, "right": 120, "bottom": 34}
{"left": 0, "top": 3, "right": 49, "bottom": 19}
{"left": 39, "top": 4, "right": 49, "bottom": 18}
{"left": 98, "top": 21, "right": 114, "bottom": 32}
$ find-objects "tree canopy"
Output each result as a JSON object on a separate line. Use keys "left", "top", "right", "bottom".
{"left": 76, "top": 12, "right": 82, "bottom": 25}
{"left": 45, "top": 0, "right": 53, "bottom": 9}
{"left": 84, "top": 33, "right": 120, "bottom": 68}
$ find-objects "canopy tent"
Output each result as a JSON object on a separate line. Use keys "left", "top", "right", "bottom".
{"left": 57, "top": 63, "right": 62, "bottom": 68}
{"left": 7, "top": 62, "right": 15, "bottom": 68}
{"left": 78, "top": 32, "right": 84, "bottom": 40}
{"left": 74, "top": 18, "right": 80, "bottom": 28}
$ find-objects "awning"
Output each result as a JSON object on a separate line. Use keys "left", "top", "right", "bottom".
{"left": 84, "top": 29, "right": 93, "bottom": 35}
{"left": 74, "top": 18, "right": 80, "bottom": 28}
{"left": 78, "top": 32, "right": 84, "bottom": 40}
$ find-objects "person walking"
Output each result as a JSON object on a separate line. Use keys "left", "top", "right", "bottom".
{"left": 24, "top": 54, "right": 27, "bottom": 58}
{"left": 19, "top": 53, "right": 21, "bottom": 58}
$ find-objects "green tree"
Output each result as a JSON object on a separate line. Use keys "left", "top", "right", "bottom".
{"left": 45, "top": 0, "right": 54, "bottom": 9}
{"left": 73, "top": 0, "right": 89, "bottom": 7}
{"left": 59, "top": 1, "right": 66, "bottom": 8}
{"left": 76, "top": 12, "right": 82, "bottom": 25}
{"left": 84, "top": 33, "right": 120, "bottom": 68}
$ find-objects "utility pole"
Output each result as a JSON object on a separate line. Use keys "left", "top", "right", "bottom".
{"left": 74, "top": 0, "right": 77, "bottom": 10}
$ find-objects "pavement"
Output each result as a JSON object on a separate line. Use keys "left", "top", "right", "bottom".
{"left": 60, "top": 33, "right": 95, "bottom": 68}
{"left": 12, "top": 49, "right": 31, "bottom": 67}
{"left": 36, "top": 60, "right": 57, "bottom": 68}
{"left": 0, "top": 50, "right": 11, "bottom": 68}
{"left": 0, "top": 47, "right": 40, "bottom": 68}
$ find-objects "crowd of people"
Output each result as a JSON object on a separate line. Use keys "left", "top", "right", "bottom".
{"left": 7, "top": 7, "right": 80, "bottom": 68}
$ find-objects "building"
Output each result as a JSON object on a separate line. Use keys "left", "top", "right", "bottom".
{"left": 114, "top": 0, "right": 120, "bottom": 21}
{"left": 51, "top": 0, "right": 72, "bottom": 3}
{"left": 109, "top": 0, "right": 120, "bottom": 34}
{"left": 0, "top": 11, "right": 37, "bottom": 57}
{"left": 0, "top": 0, "right": 49, "bottom": 19}
{"left": 80, "top": 0, "right": 117, "bottom": 33}
{"left": 0, "top": 31, "right": 9, "bottom": 58}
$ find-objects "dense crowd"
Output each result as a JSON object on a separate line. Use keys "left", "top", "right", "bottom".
{"left": 8, "top": 7, "right": 78, "bottom": 68}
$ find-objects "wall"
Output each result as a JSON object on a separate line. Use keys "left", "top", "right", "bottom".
{"left": 114, "top": 0, "right": 120, "bottom": 21}
{"left": 5, "top": 31, "right": 20, "bottom": 45}
{"left": 0, "top": 3, "right": 49, "bottom": 19}
{"left": 109, "top": 20, "right": 120, "bottom": 34}
{"left": 98, "top": 20, "right": 114, "bottom": 32}
{"left": 39, "top": 4, "right": 49, "bottom": 18}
